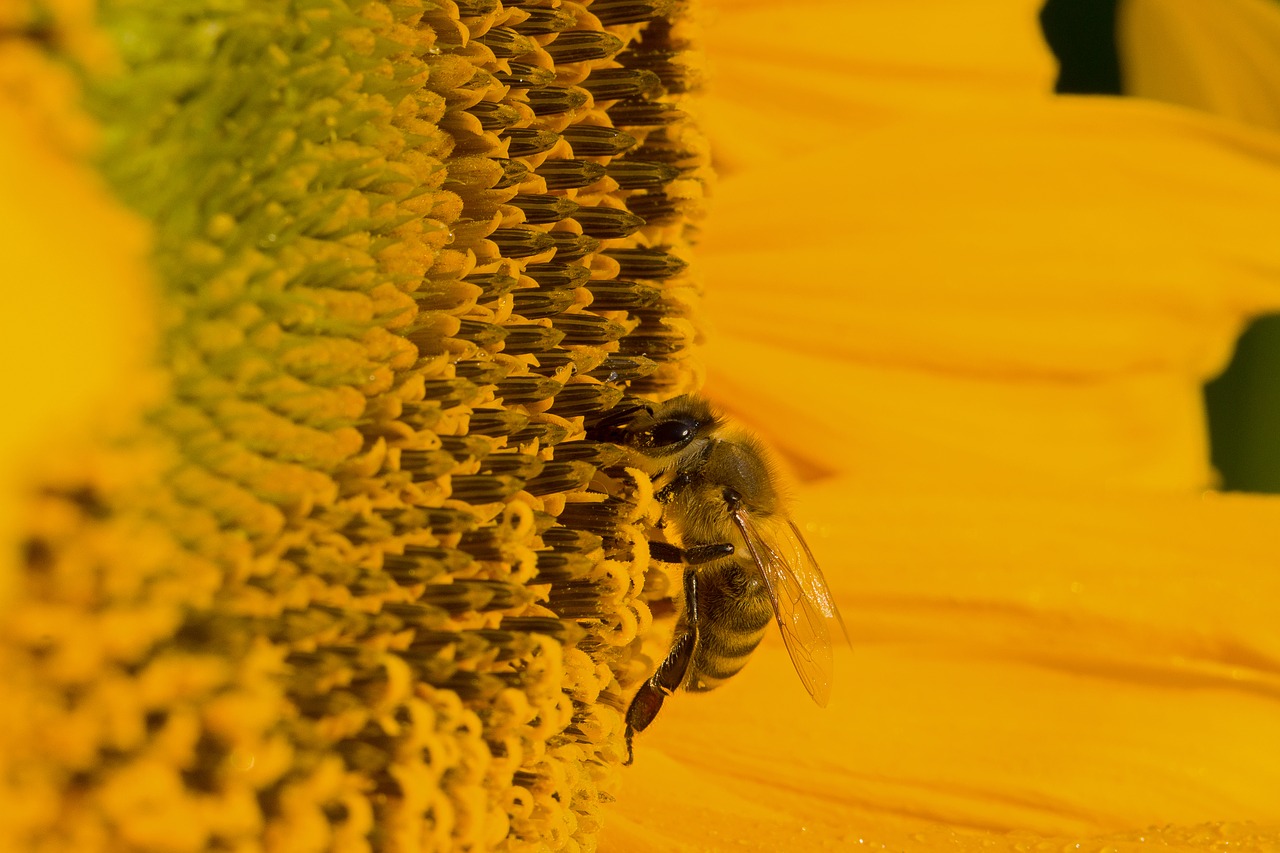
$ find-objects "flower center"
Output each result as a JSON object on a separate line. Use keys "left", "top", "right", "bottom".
{"left": 5, "top": 0, "right": 708, "bottom": 849}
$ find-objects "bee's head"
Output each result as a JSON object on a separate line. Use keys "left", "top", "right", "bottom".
{"left": 591, "top": 395, "right": 720, "bottom": 474}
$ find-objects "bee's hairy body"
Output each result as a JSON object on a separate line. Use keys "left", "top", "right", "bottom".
{"left": 592, "top": 395, "right": 846, "bottom": 764}
{"left": 655, "top": 434, "right": 780, "bottom": 693}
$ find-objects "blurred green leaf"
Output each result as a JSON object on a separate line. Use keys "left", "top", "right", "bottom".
{"left": 1206, "top": 315, "right": 1280, "bottom": 493}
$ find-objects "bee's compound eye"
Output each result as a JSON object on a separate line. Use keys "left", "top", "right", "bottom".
{"left": 649, "top": 417, "right": 697, "bottom": 449}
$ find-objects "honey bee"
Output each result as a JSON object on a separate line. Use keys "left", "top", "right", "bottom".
{"left": 592, "top": 395, "right": 849, "bottom": 762}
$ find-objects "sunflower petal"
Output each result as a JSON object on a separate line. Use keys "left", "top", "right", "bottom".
{"left": 1121, "top": 0, "right": 1280, "bottom": 129}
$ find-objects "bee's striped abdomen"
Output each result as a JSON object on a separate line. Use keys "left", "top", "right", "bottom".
{"left": 685, "top": 559, "right": 773, "bottom": 693}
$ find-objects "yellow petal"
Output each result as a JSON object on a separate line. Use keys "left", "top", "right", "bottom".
{"left": 703, "top": 98, "right": 1280, "bottom": 378}
{"left": 0, "top": 41, "right": 156, "bottom": 605}
{"left": 1120, "top": 0, "right": 1280, "bottom": 129}
{"left": 701, "top": 0, "right": 1058, "bottom": 174}
{"left": 698, "top": 98, "right": 1280, "bottom": 491}
{"left": 708, "top": 338, "right": 1215, "bottom": 491}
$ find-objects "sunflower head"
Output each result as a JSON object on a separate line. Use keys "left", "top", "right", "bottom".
{"left": 2, "top": 1, "right": 710, "bottom": 849}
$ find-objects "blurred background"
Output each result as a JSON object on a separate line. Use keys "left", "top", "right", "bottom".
{"left": 1043, "top": 0, "right": 1280, "bottom": 493}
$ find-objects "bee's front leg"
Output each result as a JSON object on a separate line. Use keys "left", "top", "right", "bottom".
{"left": 649, "top": 541, "right": 733, "bottom": 565}
{"left": 653, "top": 471, "right": 693, "bottom": 505}
{"left": 624, "top": 565, "right": 701, "bottom": 764}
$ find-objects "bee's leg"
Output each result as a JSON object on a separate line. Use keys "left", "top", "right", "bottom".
{"left": 683, "top": 543, "right": 734, "bottom": 564}
{"left": 648, "top": 541, "right": 683, "bottom": 563}
{"left": 649, "top": 541, "right": 733, "bottom": 565}
{"left": 653, "top": 472, "right": 693, "bottom": 505}
{"left": 624, "top": 567, "right": 700, "bottom": 764}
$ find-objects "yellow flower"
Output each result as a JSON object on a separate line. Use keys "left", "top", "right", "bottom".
{"left": 7, "top": 0, "right": 1280, "bottom": 850}
{"left": 604, "top": 1, "right": 1280, "bottom": 850}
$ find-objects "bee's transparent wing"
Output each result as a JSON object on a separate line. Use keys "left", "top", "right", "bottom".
{"left": 786, "top": 521, "right": 852, "bottom": 648}
{"left": 731, "top": 512, "right": 847, "bottom": 707}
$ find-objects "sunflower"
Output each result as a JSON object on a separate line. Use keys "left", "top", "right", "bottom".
{"left": 4, "top": 1, "right": 1280, "bottom": 852}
